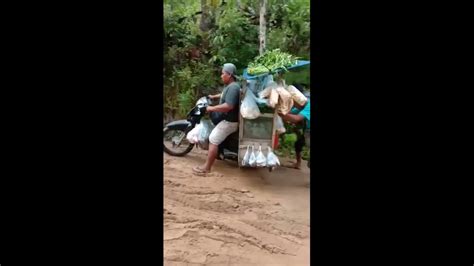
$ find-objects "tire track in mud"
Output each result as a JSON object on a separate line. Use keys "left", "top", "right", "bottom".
{"left": 164, "top": 185, "right": 307, "bottom": 256}
{"left": 164, "top": 209, "right": 304, "bottom": 257}
{"left": 164, "top": 219, "right": 299, "bottom": 257}
{"left": 164, "top": 179, "right": 264, "bottom": 215}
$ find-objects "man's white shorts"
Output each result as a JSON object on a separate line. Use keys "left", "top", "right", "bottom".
{"left": 209, "top": 120, "right": 239, "bottom": 145}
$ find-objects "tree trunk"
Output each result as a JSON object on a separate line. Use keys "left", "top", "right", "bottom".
{"left": 200, "top": 0, "right": 210, "bottom": 31}
{"left": 259, "top": 0, "right": 267, "bottom": 55}
{"left": 200, "top": 0, "right": 216, "bottom": 32}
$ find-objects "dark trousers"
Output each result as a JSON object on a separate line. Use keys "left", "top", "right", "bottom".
{"left": 294, "top": 128, "right": 310, "bottom": 168}
{"left": 294, "top": 129, "right": 310, "bottom": 152}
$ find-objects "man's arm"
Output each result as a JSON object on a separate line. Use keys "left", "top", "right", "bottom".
{"left": 280, "top": 112, "right": 304, "bottom": 124}
{"left": 208, "top": 93, "right": 222, "bottom": 100}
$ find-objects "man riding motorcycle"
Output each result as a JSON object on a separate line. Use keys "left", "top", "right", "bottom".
{"left": 192, "top": 63, "right": 240, "bottom": 174}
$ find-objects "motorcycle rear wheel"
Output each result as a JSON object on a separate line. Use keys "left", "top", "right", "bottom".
{"left": 163, "top": 127, "right": 194, "bottom": 156}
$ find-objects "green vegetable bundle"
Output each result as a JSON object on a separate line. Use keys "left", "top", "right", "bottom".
{"left": 247, "top": 49, "right": 299, "bottom": 75}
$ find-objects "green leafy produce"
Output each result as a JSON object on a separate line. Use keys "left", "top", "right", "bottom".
{"left": 247, "top": 49, "right": 299, "bottom": 75}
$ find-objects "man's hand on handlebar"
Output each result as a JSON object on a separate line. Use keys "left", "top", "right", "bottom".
{"left": 205, "top": 105, "right": 215, "bottom": 113}
{"left": 199, "top": 106, "right": 208, "bottom": 114}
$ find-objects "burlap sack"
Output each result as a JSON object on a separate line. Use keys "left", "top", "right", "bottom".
{"left": 275, "top": 86, "right": 294, "bottom": 115}
{"left": 268, "top": 88, "right": 279, "bottom": 108}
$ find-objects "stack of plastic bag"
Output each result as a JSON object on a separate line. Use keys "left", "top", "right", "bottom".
{"left": 240, "top": 89, "right": 261, "bottom": 119}
{"left": 266, "top": 147, "right": 281, "bottom": 167}
{"left": 186, "top": 123, "right": 202, "bottom": 144}
{"left": 256, "top": 145, "right": 267, "bottom": 167}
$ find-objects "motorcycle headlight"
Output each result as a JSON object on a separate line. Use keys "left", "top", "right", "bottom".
{"left": 196, "top": 96, "right": 208, "bottom": 106}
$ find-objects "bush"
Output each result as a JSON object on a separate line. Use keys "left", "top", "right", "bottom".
{"left": 275, "top": 127, "right": 310, "bottom": 161}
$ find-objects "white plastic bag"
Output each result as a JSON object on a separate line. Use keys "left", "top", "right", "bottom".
{"left": 186, "top": 123, "right": 202, "bottom": 144}
{"left": 261, "top": 74, "right": 274, "bottom": 92}
{"left": 247, "top": 80, "right": 257, "bottom": 94}
{"left": 248, "top": 145, "right": 257, "bottom": 167}
{"left": 258, "top": 80, "right": 276, "bottom": 98}
{"left": 198, "top": 120, "right": 213, "bottom": 142}
{"left": 266, "top": 147, "right": 281, "bottom": 167}
{"left": 198, "top": 119, "right": 214, "bottom": 149}
{"left": 249, "top": 88, "right": 269, "bottom": 106}
{"left": 240, "top": 89, "right": 261, "bottom": 119}
{"left": 287, "top": 85, "right": 308, "bottom": 106}
{"left": 241, "top": 145, "right": 250, "bottom": 166}
{"left": 275, "top": 115, "right": 286, "bottom": 134}
{"left": 256, "top": 145, "right": 267, "bottom": 167}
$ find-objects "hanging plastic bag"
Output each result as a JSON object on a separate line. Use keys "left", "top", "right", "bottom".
{"left": 256, "top": 145, "right": 267, "bottom": 167}
{"left": 241, "top": 89, "right": 260, "bottom": 119}
{"left": 253, "top": 74, "right": 274, "bottom": 95}
{"left": 241, "top": 145, "right": 250, "bottom": 166}
{"left": 275, "top": 115, "right": 286, "bottom": 134}
{"left": 247, "top": 80, "right": 257, "bottom": 94}
{"left": 248, "top": 87, "right": 269, "bottom": 106}
{"left": 248, "top": 145, "right": 257, "bottom": 167}
{"left": 186, "top": 123, "right": 202, "bottom": 144}
{"left": 266, "top": 147, "right": 281, "bottom": 167}
{"left": 198, "top": 120, "right": 212, "bottom": 143}
{"left": 258, "top": 80, "right": 277, "bottom": 99}
{"left": 287, "top": 85, "right": 308, "bottom": 106}
{"left": 197, "top": 119, "right": 214, "bottom": 149}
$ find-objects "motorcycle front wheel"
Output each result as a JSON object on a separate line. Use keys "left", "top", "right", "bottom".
{"left": 163, "top": 127, "right": 194, "bottom": 156}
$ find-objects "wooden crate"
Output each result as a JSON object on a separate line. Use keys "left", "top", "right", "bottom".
{"left": 238, "top": 112, "right": 277, "bottom": 167}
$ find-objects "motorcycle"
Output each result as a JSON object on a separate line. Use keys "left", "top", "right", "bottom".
{"left": 163, "top": 96, "right": 239, "bottom": 161}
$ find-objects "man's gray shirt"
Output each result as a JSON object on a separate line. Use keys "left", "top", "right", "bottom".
{"left": 219, "top": 81, "right": 240, "bottom": 122}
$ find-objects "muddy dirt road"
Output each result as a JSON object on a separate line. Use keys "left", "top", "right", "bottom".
{"left": 164, "top": 149, "right": 310, "bottom": 265}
